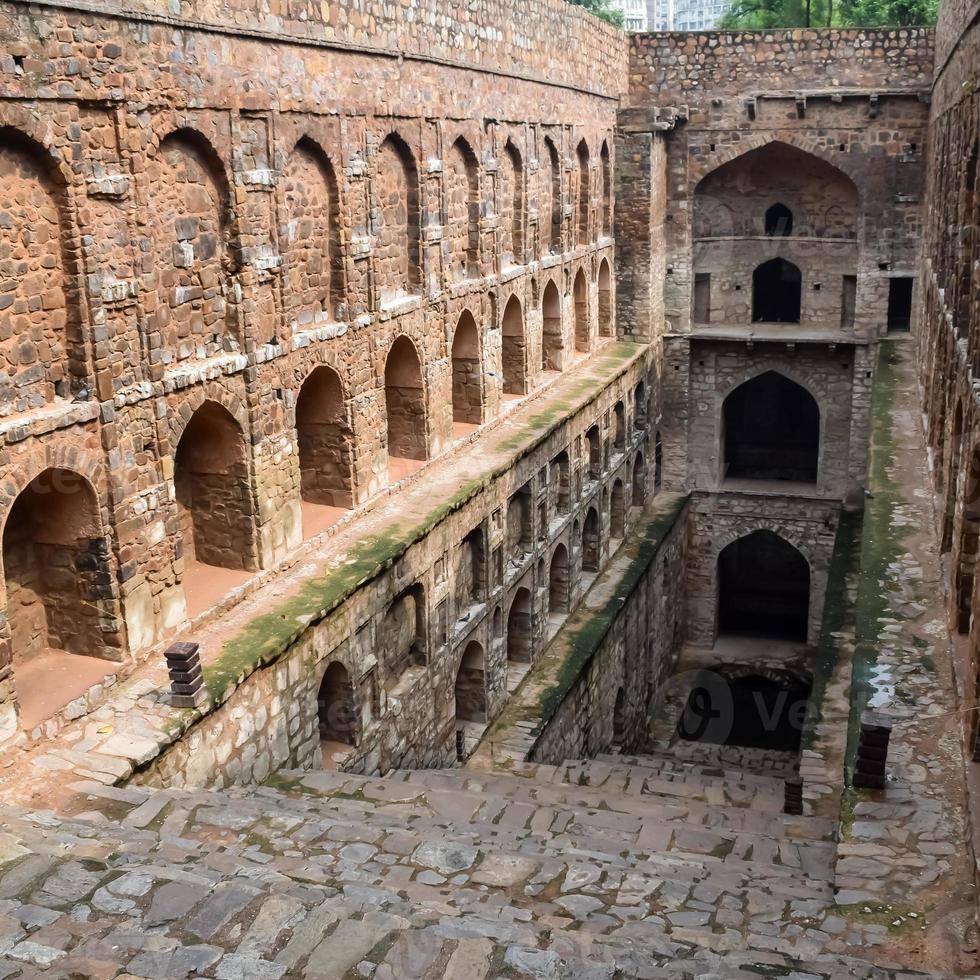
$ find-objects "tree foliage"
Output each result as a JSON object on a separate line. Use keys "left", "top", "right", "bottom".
{"left": 718, "top": 0, "right": 935, "bottom": 27}
{"left": 567, "top": 0, "right": 626, "bottom": 28}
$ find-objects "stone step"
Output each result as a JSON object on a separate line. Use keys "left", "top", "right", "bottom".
{"left": 643, "top": 738, "right": 801, "bottom": 777}
{"left": 592, "top": 751, "right": 793, "bottom": 790}
{"left": 565, "top": 756, "right": 788, "bottom": 810}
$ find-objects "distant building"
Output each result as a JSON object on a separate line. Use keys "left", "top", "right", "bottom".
{"left": 610, "top": 0, "right": 648, "bottom": 31}
{"left": 645, "top": 0, "right": 731, "bottom": 30}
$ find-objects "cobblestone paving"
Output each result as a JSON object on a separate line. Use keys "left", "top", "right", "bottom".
{"left": 0, "top": 749, "right": 973, "bottom": 979}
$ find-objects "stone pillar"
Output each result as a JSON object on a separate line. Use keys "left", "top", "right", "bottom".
{"left": 614, "top": 114, "right": 667, "bottom": 343}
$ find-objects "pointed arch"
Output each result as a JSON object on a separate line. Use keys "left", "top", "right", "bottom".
{"left": 501, "top": 294, "right": 527, "bottom": 395}
{"left": 384, "top": 335, "right": 428, "bottom": 463}
{"left": 574, "top": 268, "right": 589, "bottom": 353}
{"left": 282, "top": 138, "right": 342, "bottom": 327}
{"left": 0, "top": 128, "right": 81, "bottom": 411}
{"left": 446, "top": 137, "right": 480, "bottom": 281}
{"left": 600, "top": 141, "right": 611, "bottom": 239}
{"left": 542, "top": 279, "right": 563, "bottom": 371}
{"left": 296, "top": 365, "right": 354, "bottom": 508}
{"left": 598, "top": 259, "right": 613, "bottom": 338}
{"left": 149, "top": 129, "right": 235, "bottom": 360}
{"left": 499, "top": 140, "right": 524, "bottom": 265}
{"left": 718, "top": 530, "right": 810, "bottom": 641}
{"left": 454, "top": 640, "right": 486, "bottom": 724}
{"left": 723, "top": 371, "right": 819, "bottom": 484}
{"left": 543, "top": 135, "right": 562, "bottom": 253}
{"left": 576, "top": 140, "right": 590, "bottom": 246}
{"left": 377, "top": 133, "right": 421, "bottom": 298}
{"left": 451, "top": 309, "right": 483, "bottom": 425}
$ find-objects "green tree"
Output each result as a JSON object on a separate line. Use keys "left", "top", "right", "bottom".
{"left": 567, "top": 0, "right": 625, "bottom": 28}
{"left": 719, "top": 0, "right": 934, "bottom": 26}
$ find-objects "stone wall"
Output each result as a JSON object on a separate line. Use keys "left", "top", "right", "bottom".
{"left": 685, "top": 491, "right": 840, "bottom": 647}
{"left": 629, "top": 29, "right": 934, "bottom": 103}
{"left": 529, "top": 499, "right": 689, "bottom": 764}
{"left": 137, "top": 351, "right": 655, "bottom": 787}
{"left": 0, "top": 0, "right": 624, "bottom": 743}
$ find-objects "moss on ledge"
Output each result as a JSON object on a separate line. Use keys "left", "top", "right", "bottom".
{"left": 201, "top": 340, "right": 648, "bottom": 707}
{"left": 484, "top": 491, "right": 689, "bottom": 748}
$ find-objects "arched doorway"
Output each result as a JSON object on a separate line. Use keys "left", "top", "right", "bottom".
{"left": 957, "top": 446, "right": 980, "bottom": 633}
{"left": 2, "top": 468, "right": 121, "bottom": 730}
{"left": 582, "top": 507, "right": 600, "bottom": 572}
{"left": 576, "top": 141, "right": 590, "bottom": 245}
{"left": 574, "top": 269, "right": 589, "bottom": 353}
{"left": 717, "top": 531, "right": 810, "bottom": 641}
{"left": 542, "top": 279, "right": 563, "bottom": 372}
{"left": 384, "top": 336, "right": 427, "bottom": 479}
{"left": 501, "top": 295, "right": 527, "bottom": 396}
{"left": 175, "top": 401, "right": 255, "bottom": 571}
{"left": 723, "top": 372, "right": 819, "bottom": 483}
{"left": 631, "top": 453, "right": 646, "bottom": 509}
{"left": 318, "top": 661, "right": 356, "bottom": 767}
{"left": 454, "top": 640, "right": 486, "bottom": 724}
{"left": 296, "top": 366, "right": 353, "bottom": 510}
{"left": 549, "top": 544, "right": 570, "bottom": 615}
{"left": 752, "top": 258, "right": 801, "bottom": 323}
{"left": 506, "top": 587, "right": 532, "bottom": 663}
{"left": 451, "top": 310, "right": 483, "bottom": 432}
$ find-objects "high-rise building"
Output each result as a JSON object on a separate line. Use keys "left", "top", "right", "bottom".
{"left": 645, "top": 0, "right": 731, "bottom": 30}
{"left": 610, "top": 0, "right": 648, "bottom": 30}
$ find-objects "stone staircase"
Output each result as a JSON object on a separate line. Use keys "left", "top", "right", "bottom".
{"left": 0, "top": 746, "right": 962, "bottom": 979}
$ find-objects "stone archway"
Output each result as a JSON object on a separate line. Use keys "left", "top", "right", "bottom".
{"left": 318, "top": 661, "right": 357, "bottom": 768}
{"left": 384, "top": 335, "right": 428, "bottom": 478}
{"left": 454, "top": 640, "right": 486, "bottom": 724}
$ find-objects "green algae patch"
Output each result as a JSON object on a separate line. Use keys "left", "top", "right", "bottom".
{"left": 835, "top": 900, "right": 927, "bottom": 933}
{"left": 846, "top": 340, "right": 904, "bottom": 773}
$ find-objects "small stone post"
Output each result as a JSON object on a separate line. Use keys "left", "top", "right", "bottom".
{"left": 165, "top": 641, "right": 207, "bottom": 708}
{"left": 784, "top": 776, "right": 803, "bottom": 815}
{"left": 852, "top": 709, "right": 893, "bottom": 789}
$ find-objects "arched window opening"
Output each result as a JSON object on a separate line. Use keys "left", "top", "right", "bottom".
{"left": 576, "top": 141, "right": 590, "bottom": 246}
{"left": 454, "top": 640, "right": 486, "bottom": 725}
{"left": 0, "top": 131, "right": 79, "bottom": 411}
{"left": 765, "top": 203, "right": 793, "bottom": 237}
{"left": 384, "top": 336, "right": 427, "bottom": 478}
{"left": 552, "top": 450, "right": 571, "bottom": 515}
{"left": 296, "top": 366, "right": 353, "bottom": 516}
{"left": 574, "top": 269, "right": 589, "bottom": 353}
{"left": 612, "top": 687, "right": 626, "bottom": 747}
{"left": 600, "top": 142, "right": 611, "bottom": 239}
{"left": 723, "top": 372, "right": 819, "bottom": 483}
{"left": 318, "top": 662, "right": 357, "bottom": 767}
{"left": 752, "top": 258, "right": 802, "bottom": 323}
{"left": 451, "top": 310, "right": 483, "bottom": 431}
{"left": 455, "top": 527, "right": 486, "bottom": 614}
{"left": 585, "top": 425, "right": 602, "bottom": 481}
{"left": 446, "top": 137, "right": 479, "bottom": 281}
{"left": 631, "top": 453, "right": 646, "bottom": 509}
{"left": 549, "top": 543, "right": 570, "bottom": 616}
{"left": 598, "top": 260, "right": 613, "bottom": 338}
{"left": 380, "top": 584, "right": 426, "bottom": 689}
{"left": 718, "top": 531, "right": 810, "bottom": 642}
{"left": 499, "top": 141, "right": 524, "bottom": 266}
{"left": 377, "top": 134, "right": 421, "bottom": 300}
{"left": 506, "top": 587, "right": 533, "bottom": 663}
{"left": 544, "top": 136, "right": 562, "bottom": 254}
{"left": 610, "top": 479, "right": 626, "bottom": 540}
{"left": 542, "top": 279, "right": 563, "bottom": 372}
{"left": 634, "top": 383, "right": 647, "bottom": 430}
{"left": 582, "top": 507, "right": 600, "bottom": 573}
{"left": 613, "top": 401, "right": 626, "bottom": 451}
{"left": 506, "top": 483, "right": 533, "bottom": 556}
{"left": 175, "top": 401, "right": 254, "bottom": 572}
{"left": 501, "top": 295, "right": 527, "bottom": 396}
{"left": 282, "top": 139, "right": 341, "bottom": 327}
